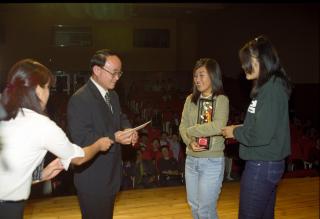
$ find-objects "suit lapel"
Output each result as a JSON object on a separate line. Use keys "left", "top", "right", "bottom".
{"left": 87, "top": 80, "right": 116, "bottom": 127}
{"left": 108, "top": 90, "right": 120, "bottom": 127}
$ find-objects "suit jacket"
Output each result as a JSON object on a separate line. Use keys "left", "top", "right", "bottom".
{"left": 67, "top": 79, "right": 131, "bottom": 195}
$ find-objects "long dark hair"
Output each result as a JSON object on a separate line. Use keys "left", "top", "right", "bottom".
{"left": 0, "top": 59, "right": 54, "bottom": 120}
{"left": 191, "top": 58, "right": 225, "bottom": 104}
{"left": 239, "top": 35, "right": 292, "bottom": 98}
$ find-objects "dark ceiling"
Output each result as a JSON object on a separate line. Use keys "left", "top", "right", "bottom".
{"left": 0, "top": 3, "right": 230, "bottom": 20}
{"left": 1, "top": 3, "right": 318, "bottom": 21}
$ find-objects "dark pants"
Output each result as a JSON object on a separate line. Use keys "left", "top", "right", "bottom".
{"left": 0, "top": 200, "right": 26, "bottom": 219}
{"left": 239, "top": 160, "right": 285, "bottom": 219}
{"left": 77, "top": 192, "right": 116, "bottom": 219}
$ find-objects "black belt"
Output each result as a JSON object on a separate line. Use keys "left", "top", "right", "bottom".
{"left": 0, "top": 200, "right": 25, "bottom": 203}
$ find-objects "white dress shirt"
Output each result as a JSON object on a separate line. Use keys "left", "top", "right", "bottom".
{"left": 90, "top": 77, "right": 113, "bottom": 112}
{"left": 0, "top": 108, "right": 84, "bottom": 201}
{"left": 90, "top": 77, "right": 109, "bottom": 99}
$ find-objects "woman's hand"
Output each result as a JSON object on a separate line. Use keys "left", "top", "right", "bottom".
{"left": 190, "top": 141, "right": 207, "bottom": 152}
{"left": 40, "top": 158, "right": 64, "bottom": 181}
{"left": 221, "top": 124, "right": 242, "bottom": 139}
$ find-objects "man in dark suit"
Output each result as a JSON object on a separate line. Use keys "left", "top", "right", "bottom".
{"left": 67, "top": 49, "right": 138, "bottom": 219}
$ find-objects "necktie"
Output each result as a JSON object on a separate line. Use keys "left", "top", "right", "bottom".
{"left": 104, "top": 92, "right": 113, "bottom": 113}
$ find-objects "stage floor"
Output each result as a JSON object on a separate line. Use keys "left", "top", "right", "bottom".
{"left": 24, "top": 177, "right": 319, "bottom": 219}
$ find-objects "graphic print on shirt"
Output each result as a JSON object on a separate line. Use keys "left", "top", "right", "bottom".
{"left": 248, "top": 100, "right": 257, "bottom": 114}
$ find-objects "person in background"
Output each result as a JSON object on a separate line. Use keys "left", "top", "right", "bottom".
{"left": 157, "top": 145, "right": 182, "bottom": 187}
{"left": 0, "top": 59, "right": 113, "bottom": 219}
{"left": 67, "top": 49, "right": 138, "bottom": 219}
{"left": 135, "top": 133, "right": 152, "bottom": 160}
{"left": 160, "top": 131, "right": 170, "bottom": 147}
{"left": 179, "top": 58, "right": 229, "bottom": 219}
{"left": 168, "top": 132, "right": 182, "bottom": 162}
{"left": 134, "top": 149, "right": 157, "bottom": 189}
{"left": 222, "top": 35, "right": 292, "bottom": 219}
{"left": 148, "top": 138, "right": 161, "bottom": 161}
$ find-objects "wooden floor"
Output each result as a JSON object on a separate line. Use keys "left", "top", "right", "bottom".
{"left": 24, "top": 177, "right": 319, "bottom": 219}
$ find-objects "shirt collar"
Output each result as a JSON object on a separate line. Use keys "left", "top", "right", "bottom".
{"left": 90, "top": 77, "right": 109, "bottom": 98}
{"left": 200, "top": 93, "right": 212, "bottom": 99}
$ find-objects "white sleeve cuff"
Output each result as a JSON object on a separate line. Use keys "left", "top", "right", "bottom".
{"left": 60, "top": 144, "right": 84, "bottom": 170}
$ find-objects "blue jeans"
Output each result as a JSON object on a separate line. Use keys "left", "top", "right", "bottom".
{"left": 239, "top": 160, "right": 285, "bottom": 219}
{"left": 185, "top": 155, "right": 225, "bottom": 219}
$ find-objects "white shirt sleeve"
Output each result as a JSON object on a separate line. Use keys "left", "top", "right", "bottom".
{"left": 40, "top": 117, "right": 84, "bottom": 170}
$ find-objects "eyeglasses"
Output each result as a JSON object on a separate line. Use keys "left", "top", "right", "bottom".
{"left": 100, "top": 66, "right": 123, "bottom": 78}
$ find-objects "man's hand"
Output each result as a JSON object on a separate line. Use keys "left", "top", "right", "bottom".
{"left": 131, "top": 130, "right": 139, "bottom": 146}
{"left": 97, "top": 137, "right": 114, "bottom": 151}
{"left": 115, "top": 129, "right": 134, "bottom": 145}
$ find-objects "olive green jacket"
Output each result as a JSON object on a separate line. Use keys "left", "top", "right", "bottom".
{"left": 179, "top": 94, "right": 229, "bottom": 158}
